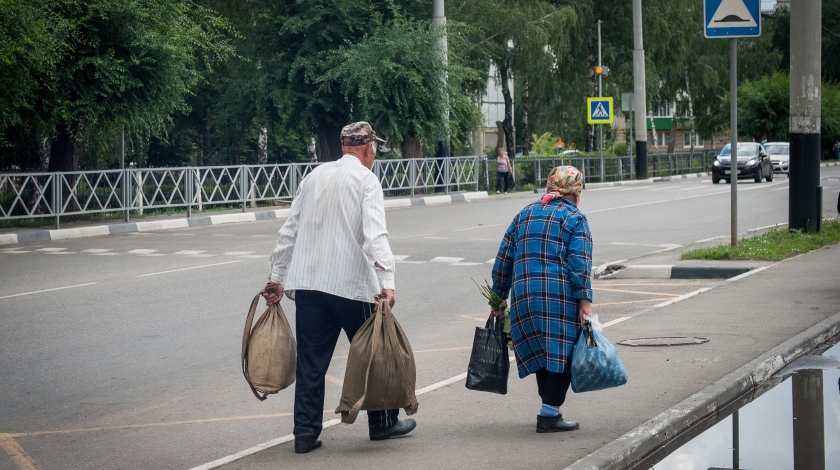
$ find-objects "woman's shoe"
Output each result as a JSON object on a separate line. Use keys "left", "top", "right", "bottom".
{"left": 536, "top": 414, "right": 579, "bottom": 433}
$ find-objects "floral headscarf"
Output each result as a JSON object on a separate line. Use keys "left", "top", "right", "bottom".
{"left": 541, "top": 166, "right": 583, "bottom": 204}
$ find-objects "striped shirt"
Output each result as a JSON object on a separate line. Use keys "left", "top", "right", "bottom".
{"left": 268, "top": 155, "right": 395, "bottom": 302}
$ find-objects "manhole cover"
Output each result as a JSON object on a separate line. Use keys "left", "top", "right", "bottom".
{"left": 617, "top": 337, "right": 709, "bottom": 347}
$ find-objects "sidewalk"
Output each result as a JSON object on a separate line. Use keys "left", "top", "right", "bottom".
{"left": 203, "top": 242, "right": 840, "bottom": 470}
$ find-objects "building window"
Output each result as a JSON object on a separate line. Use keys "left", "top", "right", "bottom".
{"left": 656, "top": 132, "right": 669, "bottom": 147}
{"left": 653, "top": 101, "right": 671, "bottom": 117}
{"left": 684, "top": 132, "right": 692, "bottom": 147}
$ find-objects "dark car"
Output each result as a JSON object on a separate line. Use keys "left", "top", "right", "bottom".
{"left": 711, "top": 143, "right": 773, "bottom": 184}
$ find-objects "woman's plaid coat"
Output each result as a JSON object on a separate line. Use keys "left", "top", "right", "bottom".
{"left": 491, "top": 197, "right": 593, "bottom": 378}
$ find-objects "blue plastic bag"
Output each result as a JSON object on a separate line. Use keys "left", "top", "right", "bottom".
{"left": 570, "top": 321, "right": 628, "bottom": 393}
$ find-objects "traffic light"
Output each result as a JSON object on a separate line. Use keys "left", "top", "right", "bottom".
{"left": 595, "top": 66, "right": 610, "bottom": 77}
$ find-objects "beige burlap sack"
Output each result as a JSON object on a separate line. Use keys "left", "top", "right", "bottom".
{"left": 335, "top": 299, "right": 419, "bottom": 423}
{"left": 241, "top": 291, "right": 296, "bottom": 400}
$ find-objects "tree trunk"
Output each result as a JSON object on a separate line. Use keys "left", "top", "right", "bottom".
{"left": 258, "top": 125, "right": 268, "bottom": 164}
{"left": 401, "top": 133, "right": 423, "bottom": 159}
{"left": 585, "top": 124, "right": 595, "bottom": 152}
{"left": 686, "top": 72, "right": 696, "bottom": 156}
{"left": 200, "top": 105, "right": 211, "bottom": 166}
{"left": 495, "top": 121, "right": 506, "bottom": 154}
{"left": 521, "top": 72, "right": 530, "bottom": 155}
{"left": 317, "top": 119, "right": 344, "bottom": 162}
{"left": 48, "top": 123, "right": 83, "bottom": 221}
{"left": 625, "top": 113, "right": 632, "bottom": 155}
{"left": 650, "top": 111, "right": 658, "bottom": 154}
{"left": 667, "top": 115, "right": 677, "bottom": 154}
{"left": 499, "top": 64, "right": 515, "bottom": 160}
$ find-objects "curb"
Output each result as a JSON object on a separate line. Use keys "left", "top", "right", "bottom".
{"left": 585, "top": 172, "right": 709, "bottom": 190}
{"left": 0, "top": 191, "right": 488, "bottom": 246}
{"left": 566, "top": 310, "right": 840, "bottom": 470}
{"left": 597, "top": 264, "right": 753, "bottom": 280}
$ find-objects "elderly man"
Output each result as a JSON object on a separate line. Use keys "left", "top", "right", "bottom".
{"left": 263, "top": 122, "right": 416, "bottom": 453}
{"left": 490, "top": 166, "right": 593, "bottom": 433}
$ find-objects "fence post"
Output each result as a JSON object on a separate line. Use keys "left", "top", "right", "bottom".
{"left": 240, "top": 165, "right": 247, "bottom": 213}
{"left": 484, "top": 158, "right": 489, "bottom": 192}
{"left": 186, "top": 169, "right": 192, "bottom": 218}
{"left": 445, "top": 158, "right": 450, "bottom": 195}
{"left": 53, "top": 174, "right": 60, "bottom": 229}
{"left": 534, "top": 159, "right": 540, "bottom": 193}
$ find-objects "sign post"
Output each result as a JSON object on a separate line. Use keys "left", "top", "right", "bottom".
{"left": 704, "top": 0, "right": 761, "bottom": 247}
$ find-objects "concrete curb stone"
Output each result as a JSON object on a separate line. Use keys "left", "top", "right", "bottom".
{"left": 585, "top": 173, "right": 709, "bottom": 190}
{"left": 0, "top": 191, "right": 488, "bottom": 246}
{"left": 566, "top": 311, "right": 840, "bottom": 470}
{"left": 597, "top": 264, "right": 753, "bottom": 279}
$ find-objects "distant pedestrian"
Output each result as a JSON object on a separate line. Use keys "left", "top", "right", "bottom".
{"left": 833, "top": 140, "right": 840, "bottom": 160}
{"left": 496, "top": 148, "right": 512, "bottom": 194}
{"left": 490, "top": 166, "right": 593, "bottom": 433}
{"left": 262, "top": 121, "right": 416, "bottom": 454}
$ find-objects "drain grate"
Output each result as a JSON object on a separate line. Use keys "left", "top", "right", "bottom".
{"left": 618, "top": 337, "right": 709, "bottom": 347}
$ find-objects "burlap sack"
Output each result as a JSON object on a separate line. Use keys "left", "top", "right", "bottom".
{"left": 241, "top": 292, "right": 296, "bottom": 401}
{"left": 335, "top": 299, "right": 419, "bottom": 423}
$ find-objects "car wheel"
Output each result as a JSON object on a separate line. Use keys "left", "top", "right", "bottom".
{"left": 754, "top": 168, "right": 762, "bottom": 183}
{"left": 725, "top": 178, "right": 730, "bottom": 184}
{"left": 767, "top": 169, "right": 773, "bottom": 182}
{"left": 713, "top": 177, "right": 720, "bottom": 184}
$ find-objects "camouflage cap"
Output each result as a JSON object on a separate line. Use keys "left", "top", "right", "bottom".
{"left": 340, "top": 121, "right": 386, "bottom": 146}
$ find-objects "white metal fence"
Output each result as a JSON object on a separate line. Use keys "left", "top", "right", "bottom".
{"left": 1, "top": 153, "right": 715, "bottom": 228}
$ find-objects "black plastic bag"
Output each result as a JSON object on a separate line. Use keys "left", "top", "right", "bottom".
{"left": 465, "top": 315, "right": 510, "bottom": 395}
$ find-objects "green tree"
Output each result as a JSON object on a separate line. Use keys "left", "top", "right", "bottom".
{"left": 738, "top": 72, "right": 789, "bottom": 142}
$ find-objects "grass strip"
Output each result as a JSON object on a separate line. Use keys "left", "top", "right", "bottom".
{"left": 681, "top": 219, "right": 840, "bottom": 261}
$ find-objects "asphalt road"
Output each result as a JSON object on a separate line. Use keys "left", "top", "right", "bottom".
{"left": 1, "top": 167, "right": 839, "bottom": 470}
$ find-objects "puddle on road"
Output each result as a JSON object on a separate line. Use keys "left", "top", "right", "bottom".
{"left": 632, "top": 339, "right": 840, "bottom": 470}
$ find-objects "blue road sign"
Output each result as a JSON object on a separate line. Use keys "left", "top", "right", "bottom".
{"left": 704, "top": 0, "right": 761, "bottom": 38}
{"left": 587, "top": 97, "right": 613, "bottom": 125}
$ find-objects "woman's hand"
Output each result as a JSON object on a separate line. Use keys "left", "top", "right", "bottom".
{"left": 491, "top": 299, "right": 508, "bottom": 318}
{"left": 578, "top": 299, "right": 593, "bottom": 326}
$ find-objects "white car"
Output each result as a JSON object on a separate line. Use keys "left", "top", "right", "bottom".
{"left": 764, "top": 142, "right": 790, "bottom": 175}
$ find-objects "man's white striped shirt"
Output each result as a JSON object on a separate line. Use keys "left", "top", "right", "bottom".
{"left": 268, "top": 155, "right": 395, "bottom": 302}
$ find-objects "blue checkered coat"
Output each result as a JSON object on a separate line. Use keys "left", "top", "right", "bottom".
{"left": 491, "top": 197, "right": 593, "bottom": 378}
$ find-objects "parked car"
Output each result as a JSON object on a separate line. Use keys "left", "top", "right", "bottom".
{"left": 711, "top": 142, "right": 773, "bottom": 184}
{"left": 764, "top": 142, "right": 790, "bottom": 175}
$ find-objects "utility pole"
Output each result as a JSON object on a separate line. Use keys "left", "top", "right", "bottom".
{"left": 433, "top": 0, "right": 450, "bottom": 158}
{"left": 730, "top": 38, "right": 738, "bottom": 247}
{"left": 789, "top": 0, "right": 822, "bottom": 233}
{"left": 631, "top": 0, "right": 647, "bottom": 179}
{"left": 121, "top": 124, "right": 128, "bottom": 223}
{"left": 597, "top": 20, "right": 604, "bottom": 181}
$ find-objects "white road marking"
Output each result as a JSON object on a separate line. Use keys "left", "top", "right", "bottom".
{"left": 135, "top": 260, "right": 242, "bottom": 277}
{"left": 602, "top": 316, "right": 630, "bottom": 327}
{"left": 450, "top": 262, "right": 484, "bottom": 266}
{"left": 0, "top": 250, "right": 30, "bottom": 253}
{"left": 396, "top": 260, "right": 426, "bottom": 264}
{"left": 36, "top": 248, "right": 66, "bottom": 252}
{"left": 92, "top": 253, "right": 119, "bottom": 256}
{"left": 128, "top": 249, "right": 158, "bottom": 254}
{"left": 424, "top": 236, "right": 448, "bottom": 239}
{"left": 174, "top": 250, "right": 206, "bottom": 255}
{"left": 486, "top": 259, "right": 495, "bottom": 263}
{"left": 393, "top": 255, "right": 410, "bottom": 261}
{"left": 241, "top": 255, "right": 265, "bottom": 259}
{"left": 694, "top": 235, "right": 726, "bottom": 243}
{"left": 139, "top": 254, "right": 165, "bottom": 257}
{"left": 771, "top": 186, "right": 789, "bottom": 191}
{"left": 453, "top": 223, "right": 504, "bottom": 232}
{"left": 250, "top": 235, "right": 272, "bottom": 237}
{"left": 402, "top": 232, "right": 436, "bottom": 238}
{"left": 0, "top": 283, "right": 98, "bottom": 300}
{"left": 430, "top": 257, "right": 464, "bottom": 263}
{"left": 45, "top": 252, "right": 74, "bottom": 254}
{"left": 82, "top": 249, "right": 112, "bottom": 253}
{"left": 223, "top": 251, "right": 254, "bottom": 256}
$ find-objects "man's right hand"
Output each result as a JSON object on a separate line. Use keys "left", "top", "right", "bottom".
{"left": 262, "top": 282, "right": 284, "bottom": 306}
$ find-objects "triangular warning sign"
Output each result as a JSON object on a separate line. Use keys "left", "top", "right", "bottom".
{"left": 710, "top": 0, "right": 757, "bottom": 28}
{"left": 592, "top": 102, "right": 609, "bottom": 118}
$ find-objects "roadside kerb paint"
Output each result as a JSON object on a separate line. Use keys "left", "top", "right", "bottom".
{"left": 0, "top": 192, "right": 488, "bottom": 246}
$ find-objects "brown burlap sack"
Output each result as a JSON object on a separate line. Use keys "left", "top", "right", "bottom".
{"left": 335, "top": 298, "right": 419, "bottom": 423}
{"left": 241, "top": 291, "right": 296, "bottom": 401}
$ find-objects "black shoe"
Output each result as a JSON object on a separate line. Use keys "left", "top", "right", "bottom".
{"left": 294, "top": 433, "right": 322, "bottom": 453}
{"left": 536, "top": 414, "right": 580, "bottom": 433}
{"left": 369, "top": 418, "right": 417, "bottom": 440}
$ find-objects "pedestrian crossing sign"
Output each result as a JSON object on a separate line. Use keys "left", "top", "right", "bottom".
{"left": 587, "top": 97, "right": 613, "bottom": 125}
{"left": 704, "top": 0, "right": 761, "bottom": 38}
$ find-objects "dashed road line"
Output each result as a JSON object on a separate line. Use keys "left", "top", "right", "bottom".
{"left": 0, "top": 434, "right": 40, "bottom": 470}
{"left": 430, "top": 257, "right": 464, "bottom": 263}
{"left": 135, "top": 260, "right": 242, "bottom": 278}
{"left": 0, "top": 283, "right": 98, "bottom": 301}
{"left": 174, "top": 250, "right": 206, "bottom": 255}
{"left": 127, "top": 249, "right": 158, "bottom": 254}
{"left": 453, "top": 223, "right": 504, "bottom": 232}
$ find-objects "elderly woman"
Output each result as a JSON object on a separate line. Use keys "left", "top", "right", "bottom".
{"left": 490, "top": 166, "right": 593, "bottom": 433}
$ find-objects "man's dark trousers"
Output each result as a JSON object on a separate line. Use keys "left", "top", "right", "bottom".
{"left": 293, "top": 290, "right": 398, "bottom": 437}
